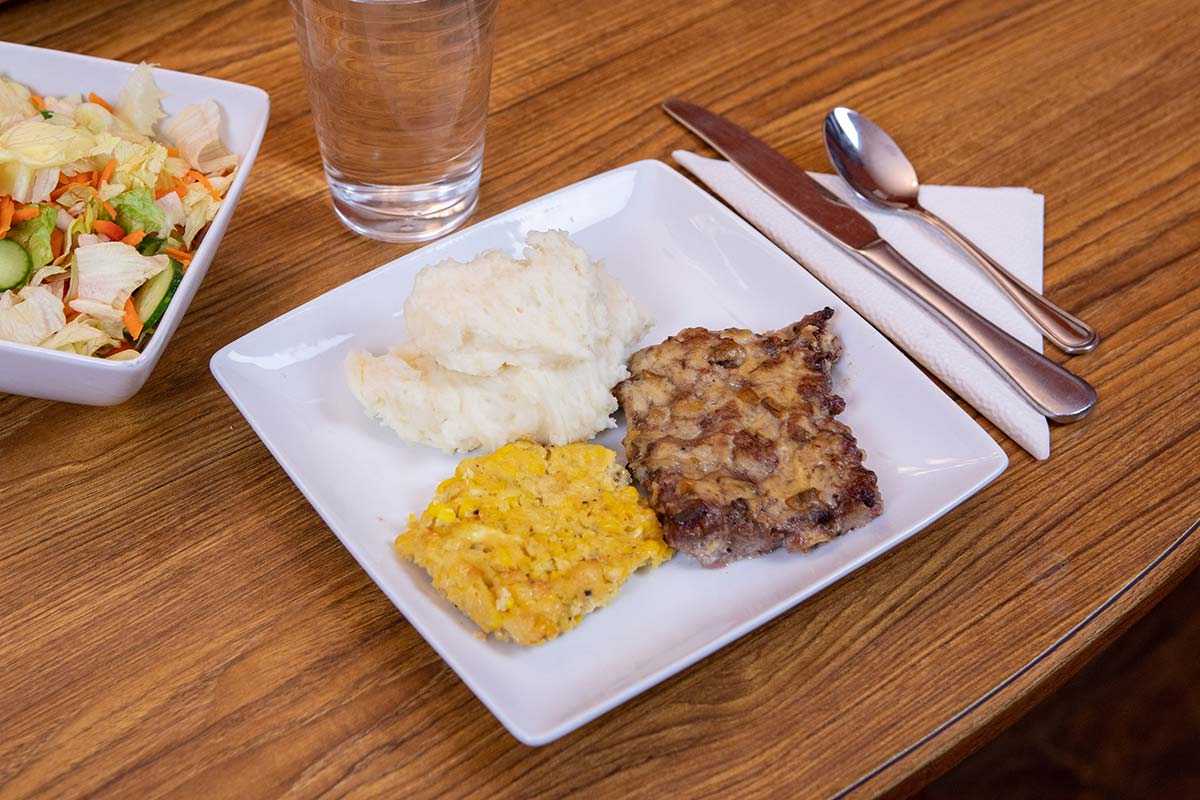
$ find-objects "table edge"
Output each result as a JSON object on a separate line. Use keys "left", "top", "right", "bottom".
{"left": 837, "top": 514, "right": 1200, "bottom": 799}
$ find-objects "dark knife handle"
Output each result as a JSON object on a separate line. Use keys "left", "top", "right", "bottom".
{"left": 859, "top": 241, "right": 1097, "bottom": 422}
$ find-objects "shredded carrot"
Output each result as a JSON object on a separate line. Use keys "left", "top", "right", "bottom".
{"left": 50, "top": 228, "right": 65, "bottom": 259}
{"left": 187, "top": 170, "right": 221, "bottom": 201}
{"left": 11, "top": 206, "right": 41, "bottom": 223}
{"left": 92, "top": 219, "right": 125, "bottom": 241}
{"left": 59, "top": 170, "right": 93, "bottom": 186}
{"left": 50, "top": 183, "right": 76, "bottom": 201}
{"left": 64, "top": 307, "right": 80, "bottom": 323}
{"left": 123, "top": 297, "right": 143, "bottom": 339}
{"left": 154, "top": 185, "right": 173, "bottom": 200}
{"left": 88, "top": 92, "right": 114, "bottom": 113}
{"left": 121, "top": 229, "right": 146, "bottom": 246}
{"left": 0, "top": 197, "right": 13, "bottom": 239}
{"left": 164, "top": 145, "right": 180, "bottom": 158}
{"left": 164, "top": 246, "right": 192, "bottom": 264}
{"left": 30, "top": 93, "right": 46, "bottom": 111}
{"left": 173, "top": 178, "right": 189, "bottom": 199}
{"left": 103, "top": 200, "right": 118, "bottom": 219}
{"left": 99, "top": 158, "right": 118, "bottom": 187}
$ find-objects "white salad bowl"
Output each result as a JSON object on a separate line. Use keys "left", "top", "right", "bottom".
{"left": 0, "top": 42, "right": 269, "bottom": 405}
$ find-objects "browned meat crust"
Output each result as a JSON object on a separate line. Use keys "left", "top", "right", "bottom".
{"left": 613, "top": 308, "right": 882, "bottom": 568}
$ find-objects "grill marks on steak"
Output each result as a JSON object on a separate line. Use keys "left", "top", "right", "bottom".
{"left": 614, "top": 308, "right": 882, "bottom": 567}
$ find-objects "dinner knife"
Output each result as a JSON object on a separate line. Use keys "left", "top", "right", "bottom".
{"left": 662, "top": 98, "right": 1097, "bottom": 423}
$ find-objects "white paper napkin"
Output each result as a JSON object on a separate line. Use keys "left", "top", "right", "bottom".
{"left": 673, "top": 150, "right": 1051, "bottom": 459}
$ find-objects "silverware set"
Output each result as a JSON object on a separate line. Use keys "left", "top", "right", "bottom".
{"left": 662, "top": 98, "right": 1098, "bottom": 423}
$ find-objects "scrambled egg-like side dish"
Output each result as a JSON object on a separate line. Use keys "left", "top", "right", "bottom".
{"left": 396, "top": 441, "right": 673, "bottom": 645}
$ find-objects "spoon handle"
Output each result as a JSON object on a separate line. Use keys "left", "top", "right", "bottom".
{"left": 859, "top": 241, "right": 1097, "bottom": 422}
{"left": 913, "top": 207, "right": 1100, "bottom": 353}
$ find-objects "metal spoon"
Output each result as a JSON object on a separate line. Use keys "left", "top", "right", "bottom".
{"left": 823, "top": 107, "right": 1099, "bottom": 354}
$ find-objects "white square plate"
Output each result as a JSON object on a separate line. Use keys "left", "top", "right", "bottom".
{"left": 0, "top": 42, "right": 269, "bottom": 405}
{"left": 211, "top": 160, "right": 1007, "bottom": 745}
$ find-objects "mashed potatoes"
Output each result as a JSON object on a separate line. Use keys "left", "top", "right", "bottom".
{"left": 345, "top": 231, "right": 653, "bottom": 453}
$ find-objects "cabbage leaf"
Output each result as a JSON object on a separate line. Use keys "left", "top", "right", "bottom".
{"left": 116, "top": 63, "right": 166, "bottom": 138}
{"left": 111, "top": 138, "right": 168, "bottom": 192}
{"left": 0, "top": 284, "right": 65, "bottom": 345}
{"left": 156, "top": 190, "right": 184, "bottom": 233}
{"left": 112, "top": 188, "right": 167, "bottom": 237}
{"left": 0, "top": 77, "right": 33, "bottom": 126}
{"left": 29, "top": 264, "right": 67, "bottom": 287}
{"left": 0, "top": 118, "right": 106, "bottom": 168}
{"left": 180, "top": 172, "right": 233, "bottom": 247}
{"left": 0, "top": 163, "right": 59, "bottom": 204}
{"left": 42, "top": 317, "right": 118, "bottom": 355}
{"left": 164, "top": 101, "right": 238, "bottom": 174}
{"left": 70, "top": 241, "right": 168, "bottom": 319}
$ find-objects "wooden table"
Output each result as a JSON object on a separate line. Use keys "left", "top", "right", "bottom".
{"left": 3, "top": 0, "right": 1198, "bottom": 797}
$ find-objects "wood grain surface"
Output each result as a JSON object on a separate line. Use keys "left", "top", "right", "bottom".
{"left": 2, "top": 0, "right": 1199, "bottom": 797}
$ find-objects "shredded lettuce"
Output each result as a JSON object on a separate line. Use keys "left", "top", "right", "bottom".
{"left": 164, "top": 101, "right": 238, "bottom": 174}
{"left": 66, "top": 199, "right": 99, "bottom": 257}
{"left": 43, "top": 94, "right": 81, "bottom": 119}
{"left": 180, "top": 172, "right": 233, "bottom": 247}
{"left": 70, "top": 241, "right": 168, "bottom": 319}
{"left": 68, "top": 297, "right": 122, "bottom": 321}
{"left": 0, "top": 118, "right": 108, "bottom": 168}
{"left": 0, "top": 77, "right": 34, "bottom": 127}
{"left": 29, "top": 264, "right": 67, "bottom": 287}
{"left": 155, "top": 190, "right": 184, "bottom": 233}
{"left": 0, "top": 163, "right": 59, "bottom": 204}
{"left": 74, "top": 102, "right": 114, "bottom": 135}
{"left": 59, "top": 182, "right": 99, "bottom": 217}
{"left": 73, "top": 99, "right": 146, "bottom": 143}
{"left": 116, "top": 63, "right": 166, "bottom": 138}
{"left": 0, "top": 119, "right": 112, "bottom": 202}
{"left": 0, "top": 284, "right": 65, "bottom": 345}
{"left": 0, "top": 72, "right": 236, "bottom": 358}
{"left": 41, "top": 317, "right": 118, "bottom": 355}
{"left": 111, "top": 188, "right": 167, "bottom": 237}
{"left": 40, "top": 277, "right": 67, "bottom": 305}
{"left": 27, "top": 167, "right": 59, "bottom": 203}
{"left": 9, "top": 204, "right": 58, "bottom": 268}
{"left": 111, "top": 138, "right": 168, "bottom": 192}
{"left": 90, "top": 313, "right": 125, "bottom": 341}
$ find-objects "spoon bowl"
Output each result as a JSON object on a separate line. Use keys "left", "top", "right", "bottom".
{"left": 822, "top": 106, "right": 1099, "bottom": 354}
{"left": 825, "top": 107, "right": 920, "bottom": 209}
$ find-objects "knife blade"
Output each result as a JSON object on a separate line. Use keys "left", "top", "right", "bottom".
{"left": 663, "top": 98, "right": 882, "bottom": 250}
{"left": 661, "top": 98, "right": 1097, "bottom": 423}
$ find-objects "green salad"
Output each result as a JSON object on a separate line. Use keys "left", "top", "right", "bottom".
{"left": 0, "top": 63, "right": 237, "bottom": 359}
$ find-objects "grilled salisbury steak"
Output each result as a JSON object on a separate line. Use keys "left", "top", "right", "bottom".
{"left": 613, "top": 308, "right": 881, "bottom": 567}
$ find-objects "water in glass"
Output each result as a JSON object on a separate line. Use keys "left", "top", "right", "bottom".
{"left": 290, "top": 0, "right": 498, "bottom": 242}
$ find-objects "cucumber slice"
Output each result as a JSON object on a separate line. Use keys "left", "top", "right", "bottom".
{"left": 0, "top": 239, "right": 32, "bottom": 291}
{"left": 132, "top": 258, "right": 183, "bottom": 330}
{"left": 136, "top": 235, "right": 165, "bottom": 256}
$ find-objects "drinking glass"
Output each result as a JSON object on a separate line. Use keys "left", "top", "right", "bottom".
{"left": 289, "top": 0, "right": 498, "bottom": 242}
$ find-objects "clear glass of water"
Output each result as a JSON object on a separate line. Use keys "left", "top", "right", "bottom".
{"left": 289, "top": 0, "right": 498, "bottom": 242}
